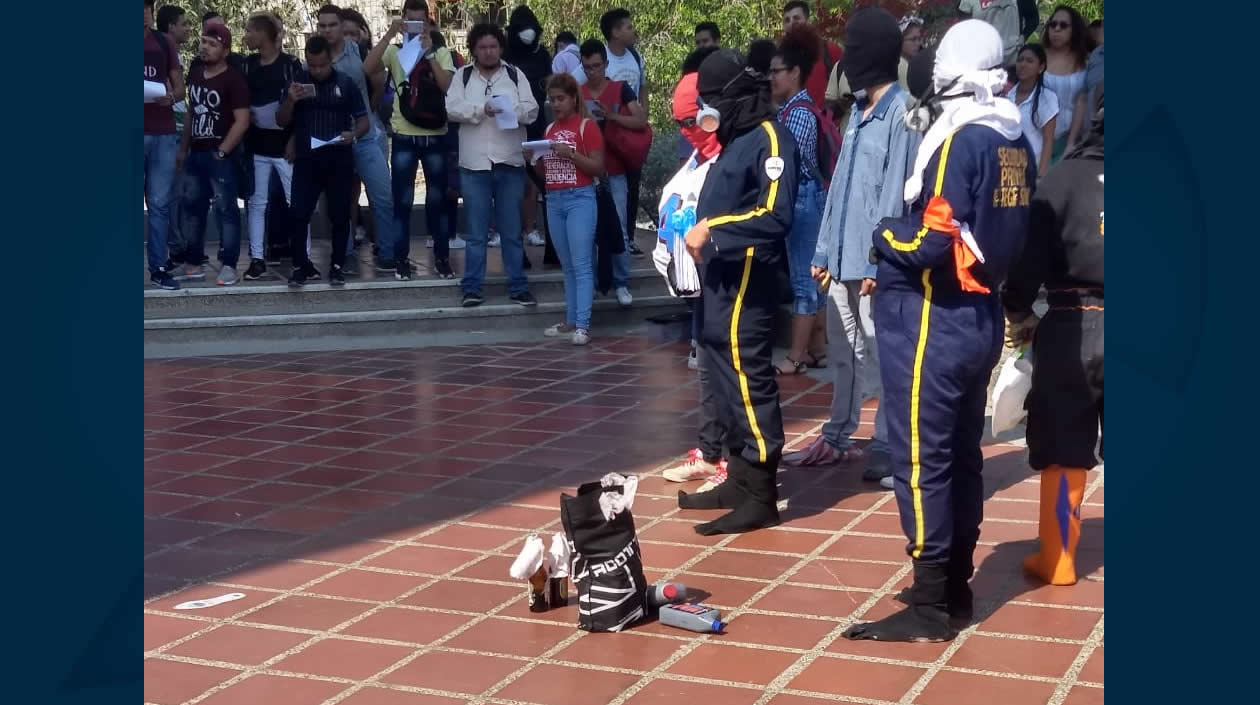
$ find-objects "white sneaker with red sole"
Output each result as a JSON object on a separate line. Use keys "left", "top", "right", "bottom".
{"left": 663, "top": 448, "right": 725, "bottom": 483}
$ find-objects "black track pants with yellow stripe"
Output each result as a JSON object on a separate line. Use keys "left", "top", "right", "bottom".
{"left": 875, "top": 282, "right": 1002, "bottom": 565}
{"left": 698, "top": 248, "right": 785, "bottom": 475}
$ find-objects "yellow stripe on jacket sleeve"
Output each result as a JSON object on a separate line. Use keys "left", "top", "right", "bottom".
{"left": 730, "top": 246, "right": 768, "bottom": 463}
{"left": 909, "top": 268, "right": 933, "bottom": 558}
{"left": 707, "top": 122, "right": 780, "bottom": 228}
{"left": 881, "top": 132, "right": 957, "bottom": 253}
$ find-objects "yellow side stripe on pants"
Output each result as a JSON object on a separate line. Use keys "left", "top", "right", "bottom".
{"left": 909, "top": 269, "right": 934, "bottom": 558}
{"left": 730, "top": 247, "right": 768, "bottom": 463}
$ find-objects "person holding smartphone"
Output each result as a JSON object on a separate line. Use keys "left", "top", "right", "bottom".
{"left": 278, "top": 35, "right": 370, "bottom": 287}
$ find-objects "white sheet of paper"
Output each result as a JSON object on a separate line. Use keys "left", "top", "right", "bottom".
{"left": 398, "top": 36, "right": 422, "bottom": 77}
{"left": 250, "top": 102, "right": 280, "bottom": 130}
{"left": 144, "top": 80, "right": 167, "bottom": 103}
{"left": 490, "top": 95, "right": 518, "bottom": 129}
{"left": 522, "top": 140, "right": 553, "bottom": 164}
{"left": 311, "top": 135, "right": 346, "bottom": 150}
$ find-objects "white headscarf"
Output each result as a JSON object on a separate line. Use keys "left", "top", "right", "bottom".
{"left": 904, "top": 20, "right": 1022, "bottom": 203}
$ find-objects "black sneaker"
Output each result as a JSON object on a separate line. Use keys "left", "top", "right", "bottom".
{"left": 301, "top": 262, "right": 321, "bottom": 281}
{"left": 329, "top": 264, "right": 346, "bottom": 286}
{"left": 374, "top": 257, "right": 396, "bottom": 273}
{"left": 395, "top": 259, "right": 413, "bottom": 280}
{"left": 627, "top": 241, "right": 645, "bottom": 256}
{"left": 511, "top": 291, "right": 538, "bottom": 307}
{"left": 434, "top": 258, "right": 455, "bottom": 279}
{"left": 150, "top": 269, "right": 180, "bottom": 290}
{"left": 462, "top": 291, "right": 484, "bottom": 307}
{"left": 243, "top": 259, "right": 267, "bottom": 280}
{"left": 342, "top": 257, "right": 359, "bottom": 276}
{"left": 288, "top": 267, "right": 307, "bottom": 288}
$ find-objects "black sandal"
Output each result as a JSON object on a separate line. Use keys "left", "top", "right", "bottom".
{"left": 803, "top": 352, "right": 828, "bottom": 369}
{"left": 776, "top": 358, "right": 808, "bottom": 376}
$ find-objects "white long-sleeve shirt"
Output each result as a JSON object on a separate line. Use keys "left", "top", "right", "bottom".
{"left": 445, "top": 62, "right": 539, "bottom": 170}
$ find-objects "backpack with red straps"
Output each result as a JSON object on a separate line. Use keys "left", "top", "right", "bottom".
{"left": 782, "top": 98, "right": 843, "bottom": 190}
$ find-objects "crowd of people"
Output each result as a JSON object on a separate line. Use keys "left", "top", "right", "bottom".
{"left": 143, "top": 0, "right": 1104, "bottom": 644}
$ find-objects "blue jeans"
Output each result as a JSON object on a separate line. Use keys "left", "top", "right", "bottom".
{"left": 546, "top": 186, "right": 597, "bottom": 329}
{"left": 182, "top": 149, "right": 242, "bottom": 268}
{"left": 606, "top": 174, "right": 631, "bottom": 289}
{"left": 143, "top": 134, "right": 177, "bottom": 273}
{"left": 392, "top": 134, "right": 449, "bottom": 262}
{"left": 352, "top": 130, "right": 399, "bottom": 260}
{"left": 788, "top": 180, "right": 825, "bottom": 315}
{"left": 461, "top": 165, "right": 529, "bottom": 296}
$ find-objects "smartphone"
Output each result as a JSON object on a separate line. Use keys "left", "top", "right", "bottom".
{"left": 298, "top": 83, "right": 316, "bottom": 98}
{"left": 403, "top": 20, "right": 425, "bottom": 34}
{"left": 585, "top": 100, "right": 603, "bottom": 117}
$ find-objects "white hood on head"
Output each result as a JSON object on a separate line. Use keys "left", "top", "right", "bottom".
{"left": 904, "top": 19, "right": 1022, "bottom": 203}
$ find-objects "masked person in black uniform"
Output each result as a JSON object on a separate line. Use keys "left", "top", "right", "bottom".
{"left": 842, "top": 20, "right": 1035, "bottom": 642}
{"left": 677, "top": 49, "right": 799, "bottom": 536}
{"left": 1002, "top": 83, "right": 1103, "bottom": 587}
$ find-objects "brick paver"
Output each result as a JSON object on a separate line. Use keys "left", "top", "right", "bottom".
{"left": 144, "top": 338, "right": 1103, "bottom": 705}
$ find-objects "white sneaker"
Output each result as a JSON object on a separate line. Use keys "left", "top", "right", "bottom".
{"left": 545, "top": 322, "right": 575, "bottom": 337}
{"left": 525, "top": 230, "right": 545, "bottom": 246}
{"left": 449, "top": 235, "right": 467, "bottom": 250}
{"left": 424, "top": 237, "right": 435, "bottom": 248}
{"left": 571, "top": 328, "right": 590, "bottom": 345}
{"left": 663, "top": 448, "right": 722, "bottom": 482}
{"left": 488, "top": 232, "right": 501, "bottom": 247}
{"left": 880, "top": 475, "right": 895, "bottom": 490}
{"left": 615, "top": 286, "right": 633, "bottom": 306}
{"left": 687, "top": 347, "right": 699, "bottom": 370}
{"left": 216, "top": 265, "right": 238, "bottom": 286}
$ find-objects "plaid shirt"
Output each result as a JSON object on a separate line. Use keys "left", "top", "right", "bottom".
{"left": 777, "top": 89, "right": 819, "bottom": 182}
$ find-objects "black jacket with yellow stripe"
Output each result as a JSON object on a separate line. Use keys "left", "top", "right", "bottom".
{"left": 873, "top": 125, "right": 1036, "bottom": 300}
{"left": 697, "top": 120, "right": 799, "bottom": 263}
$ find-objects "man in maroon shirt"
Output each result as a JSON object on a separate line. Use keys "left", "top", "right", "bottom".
{"left": 178, "top": 21, "right": 251, "bottom": 286}
{"left": 143, "top": 0, "right": 185, "bottom": 289}
{"left": 783, "top": 1, "right": 843, "bottom": 107}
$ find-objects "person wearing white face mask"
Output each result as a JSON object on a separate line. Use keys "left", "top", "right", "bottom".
{"left": 506, "top": 5, "right": 554, "bottom": 254}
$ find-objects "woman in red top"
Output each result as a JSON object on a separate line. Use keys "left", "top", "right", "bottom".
{"left": 526, "top": 73, "right": 604, "bottom": 345}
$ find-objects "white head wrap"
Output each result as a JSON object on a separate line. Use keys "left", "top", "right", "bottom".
{"left": 904, "top": 20, "right": 1023, "bottom": 203}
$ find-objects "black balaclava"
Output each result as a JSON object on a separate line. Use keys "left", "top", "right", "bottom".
{"left": 697, "top": 49, "right": 775, "bottom": 146}
{"left": 507, "top": 5, "right": 542, "bottom": 54}
{"left": 843, "top": 7, "right": 902, "bottom": 93}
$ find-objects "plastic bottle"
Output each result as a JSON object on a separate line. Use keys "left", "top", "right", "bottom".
{"left": 646, "top": 581, "right": 688, "bottom": 607}
{"left": 659, "top": 602, "right": 724, "bottom": 633}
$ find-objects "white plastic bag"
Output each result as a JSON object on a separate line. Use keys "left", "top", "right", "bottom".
{"left": 990, "top": 349, "right": 1033, "bottom": 435}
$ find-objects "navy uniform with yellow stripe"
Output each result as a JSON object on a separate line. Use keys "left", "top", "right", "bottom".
{"left": 850, "top": 124, "right": 1035, "bottom": 640}
{"left": 676, "top": 119, "right": 799, "bottom": 536}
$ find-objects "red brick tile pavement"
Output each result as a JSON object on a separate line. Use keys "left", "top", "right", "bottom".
{"left": 145, "top": 339, "right": 1103, "bottom": 704}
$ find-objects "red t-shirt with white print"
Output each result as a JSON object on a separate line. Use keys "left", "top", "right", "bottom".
{"left": 542, "top": 115, "right": 603, "bottom": 191}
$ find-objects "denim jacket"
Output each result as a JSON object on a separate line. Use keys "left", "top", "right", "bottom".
{"left": 813, "top": 82, "right": 919, "bottom": 281}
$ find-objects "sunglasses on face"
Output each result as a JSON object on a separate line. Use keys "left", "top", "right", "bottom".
{"left": 676, "top": 116, "right": 697, "bottom": 128}
{"left": 1047, "top": 21, "right": 1070, "bottom": 30}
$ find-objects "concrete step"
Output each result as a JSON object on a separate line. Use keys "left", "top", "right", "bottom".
{"left": 144, "top": 294, "right": 688, "bottom": 358}
{"left": 144, "top": 266, "right": 664, "bottom": 319}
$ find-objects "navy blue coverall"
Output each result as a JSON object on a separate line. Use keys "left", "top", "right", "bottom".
{"left": 872, "top": 125, "right": 1036, "bottom": 570}
{"left": 696, "top": 120, "right": 799, "bottom": 480}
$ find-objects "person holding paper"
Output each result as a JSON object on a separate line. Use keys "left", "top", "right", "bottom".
{"left": 278, "top": 35, "right": 370, "bottom": 288}
{"left": 526, "top": 74, "right": 603, "bottom": 345}
{"left": 363, "top": 0, "right": 458, "bottom": 281}
{"left": 445, "top": 23, "right": 539, "bottom": 308}
{"left": 143, "top": 0, "right": 185, "bottom": 290}
{"left": 242, "top": 13, "right": 304, "bottom": 282}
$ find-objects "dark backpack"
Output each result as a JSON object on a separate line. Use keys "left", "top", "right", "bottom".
{"left": 397, "top": 55, "right": 449, "bottom": 130}
{"left": 783, "top": 99, "right": 843, "bottom": 190}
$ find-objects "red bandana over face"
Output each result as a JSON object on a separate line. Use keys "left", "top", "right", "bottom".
{"left": 673, "top": 73, "right": 721, "bottom": 161}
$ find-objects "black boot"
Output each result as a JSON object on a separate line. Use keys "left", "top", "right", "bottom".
{"left": 693, "top": 456, "right": 781, "bottom": 536}
{"left": 677, "top": 473, "right": 743, "bottom": 510}
{"left": 844, "top": 559, "right": 958, "bottom": 642}
{"left": 892, "top": 578, "right": 973, "bottom": 629}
